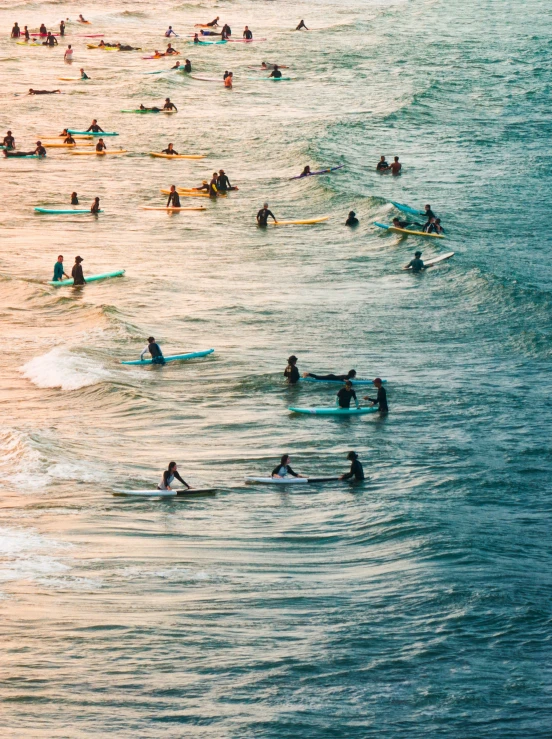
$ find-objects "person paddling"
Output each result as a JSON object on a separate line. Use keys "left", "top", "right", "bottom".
{"left": 303, "top": 369, "right": 357, "bottom": 382}
{"left": 340, "top": 452, "right": 365, "bottom": 481}
{"left": 158, "top": 462, "right": 191, "bottom": 491}
{"left": 284, "top": 355, "right": 300, "bottom": 384}
{"left": 141, "top": 336, "right": 165, "bottom": 364}
{"left": 257, "top": 202, "right": 277, "bottom": 226}
{"left": 72, "top": 256, "right": 85, "bottom": 285}
{"left": 167, "top": 185, "right": 181, "bottom": 208}
{"left": 272, "top": 454, "right": 305, "bottom": 479}
{"left": 337, "top": 380, "right": 360, "bottom": 410}
{"left": 364, "top": 378, "right": 388, "bottom": 413}
{"left": 53, "top": 255, "right": 69, "bottom": 282}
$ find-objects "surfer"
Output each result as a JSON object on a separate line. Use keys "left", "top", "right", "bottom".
{"left": 284, "top": 355, "right": 300, "bottom": 384}
{"left": 86, "top": 119, "right": 104, "bottom": 132}
{"left": 221, "top": 24, "right": 231, "bottom": 39}
{"left": 64, "top": 45, "right": 73, "bottom": 61}
{"left": 269, "top": 65, "right": 282, "bottom": 78}
{"left": 376, "top": 155, "right": 389, "bottom": 172}
{"left": 390, "top": 156, "right": 402, "bottom": 175}
{"left": 141, "top": 336, "right": 166, "bottom": 365}
{"left": 193, "top": 34, "right": 200, "bottom": 44}
{"left": 28, "top": 89, "right": 61, "bottom": 95}
{"left": 201, "top": 17, "right": 220, "bottom": 28}
{"left": 11, "top": 23, "right": 21, "bottom": 38}
{"left": 171, "top": 61, "right": 181, "bottom": 70}
{"left": 337, "top": 380, "right": 360, "bottom": 410}
{"left": 434, "top": 218, "right": 445, "bottom": 234}
{"left": 158, "top": 462, "right": 191, "bottom": 491}
{"left": 162, "top": 143, "right": 178, "bottom": 155}
{"left": 163, "top": 97, "right": 177, "bottom": 111}
{"left": 140, "top": 104, "right": 161, "bottom": 112}
{"left": 167, "top": 185, "right": 181, "bottom": 208}
{"left": 39, "top": 24, "right": 47, "bottom": 35}
{"left": 78, "top": 15, "right": 89, "bottom": 24}
{"left": 23, "top": 26, "right": 30, "bottom": 40}
{"left": 95, "top": 138, "right": 107, "bottom": 152}
{"left": 80, "top": 68, "right": 90, "bottom": 79}
{"left": 303, "top": 369, "right": 357, "bottom": 382}
{"left": 243, "top": 26, "right": 253, "bottom": 40}
{"left": 224, "top": 71, "right": 233, "bottom": 88}
{"left": 216, "top": 170, "right": 237, "bottom": 192}
{"left": 404, "top": 251, "right": 425, "bottom": 272}
{"left": 345, "top": 211, "right": 359, "bottom": 227}
{"left": 165, "top": 43, "right": 178, "bottom": 55}
{"left": 423, "top": 218, "right": 438, "bottom": 234}
{"left": 209, "top": 173, "right": 220, "bottom": 198}
{"left": 272, "top": 454, "right": 305, "bottom": 479}
{"left": 165, "top": 26, "right": 177, "bottom": 37}
{"left": 34, "top": 141, "right": 47, "bottom": 156}
{"left": 72, "top": 256, "right": 85, "bottom": 285}
{"left": 200, "top": 29, "right": 222, "bottom": 37}
{"left": 364, "top": 378, "right": 388, "bottom": 413}
{"left": 53, "top": 255, "right": 70, "bottom": 282}
{"left": 44, "top": 32, "right": 58, "bottom": 46}
{"left": 392, "top": 217, "right": 418, "bottom": 230}
{"left": 64, "top": 133, "right": 76, "bottom": 144}
{"left": 60, "top": 20, "right": 65, "bottom": 36}
{"left": 296, "top": 20, "right": 309, "bottom": 30}
{"left": 184, "top": 59, "right": 192, "bottom": 72}
{"left": 91, "top": 197, "right": 101, "bottom": 213}
{"left": 70, "top": 192, "right": 78, "bottom": 204}
{"left": 257, "top": 203, "right": 277, "bottom": 226}
{"left": 339, "top": 452, "right": 365, "bottom": 481}
{"left": 423, "top": 204, "right": 436, "bottom": 221}
{"left": 298, "top": 166, "right": 312, "bottom": 178}
{"left": 118, "top": 43, "right": 140, "bottom": 51}
{"left": 2, "top": 131, "right": 15, "bottom": 149}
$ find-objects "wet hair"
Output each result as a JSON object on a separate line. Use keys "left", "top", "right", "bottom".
{"left": 57, "top": 255, "right": 63, "bottom": 259}
{"left": 280, "top": 454, "right": 290, "bottom": 465}
{"left": 168, "top": 461, "right": 177, "bottom": 471}
{"left": 148, "top": 336, "right": 155, "bottom": 343}
{"left": 374, "top": 377, "right": 382, "bottom": 385}
{"left": 415, "top": 251, "right": 422, "bottom": 257}
{"left": 288, "top": 355, "right": 297, "bottom": 363}
{"left": 347, "top": 370, "right": 357, "bottom": 378}
{"left": 348, "top": 211, "right": 356, "bottom": 217}
{"left": 347, "top": 451, "right": 358, "bottom": 461}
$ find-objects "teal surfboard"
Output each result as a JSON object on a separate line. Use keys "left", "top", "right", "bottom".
{"left": 35, "top": 207, "right": 103, "bottom": 214}
{"left": 289, "top": 406, "right": 379, "bottom": 416}
{"left": 121, "top": 349, "right": 214, "bottom": 365}
{"left": 67, "top": 129, "right": 119, "bottom": 136}
{"left": 48, "top": 269, "right": 125, "bottom": 286}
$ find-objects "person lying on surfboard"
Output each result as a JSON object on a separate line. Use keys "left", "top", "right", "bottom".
{"left": 140, "top": 104, "right": 161, "bottom": 112}
{"left": 167, "top": 185, "right": 181, "bottom": 208}
{"left": 141, "top": 337, "right": 165, "bottom": 364}
{"left": 197, "top": 17, "right": 219, "bottom": 28}
{"left": 392, "top": 217, "right": 417, "bottom": 230}
{"left": 303, "top": 369, "right": 357, "bottom": 382}
{"left": 158, "top": 462, "right": 190, "bottom": 491}
{"left": 165, "top": 26, "right": 178, "bottom": 37}
{"left": 272, "top": 454, "right": 305, "bottom": 479}
{"left": 28, "top": 89, "right": 61, "bottom": 95}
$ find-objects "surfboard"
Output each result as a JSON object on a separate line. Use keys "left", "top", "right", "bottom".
{"left": 121, "top": 109, "right": 176, "bottom": 114}
{"left": 35, "top": 207, "right": 103, "bottom": 214}
{"left": 140, "top": 206, "right": 207, "bottom": 211}
{"left": 67, "top": 130, "right": 119, "bottom": 136}
{"left": 290, "top": 166, "right": 343, "bottom": 180}
{"left": 150, "top": 152, "right": 206, "bottom": 159}
{"left": 289, "top": 406, "right": 379, "bottom": 416}
{"left": 113, "top": 488, "right": 216, "bottom": 497}
{"left": 390, "top": 201, "right": 425, "bottom": 216}
{"left": 244, "top": 477, "right": 340, "bottom": 484}
{"left": 404, "top": 252, "right": 455, "bottom": 270}
{"left": 68, "top": 150, "right": 128, "bottom": 155}
{"left": 270, "top": 217, "right": 329, "bottom": 226}
{"left": 300, "top": 377, "right": 386, "bottom": 386}
{"left": 49, "top": 270, "right": 124, "bottom": 286}
{"left": 374, "top": 222, "right": 445, "bottom": 239}
{"left": 121, "top": 349, "right": 214, "bottom": 365}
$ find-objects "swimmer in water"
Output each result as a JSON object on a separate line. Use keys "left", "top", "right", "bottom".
{"left": 271, "top": 454, "right": 306, "bottom": 479}
{"left": 224, "top": 71, "right": 233, "bottom": 88}
{"left": 184, "top": 59, "right": 191, "bottom": 72}
{"left": 91, "top": 197, "right": 101, "bottom": 214}
{"left": 44, "top": 32, "right": 58, "bottom": 46}
{"left": 171, "top": 61, "right": 181, "bottom": 70}
{"left": 221, "top": 24, "right": 231, "bottom": 39}
{"left": 64, "top": 45, "right": 73, "bottom": 61}
{"left": 95, "top": 138, "right": 107, "bottom": 152}
{"left": 64, "top": 133, "right": 76, "bottom": 144}
{"left": 60, "top": 20, "right": 65, "bottom": 36}
{"left": 11, "top": 23, "right": 21, "bottom": 38}
{"left": 70, "top": 192, "right": 78, "bottom": 204}
{"left": 165, "top": 43, "right": 178, "bottom": 55}
{"left": 376, "top": 155, "right": 389, "bottom": 171}
{"left": 339, "top": 451, "right": 365, "bottom": 482}
{"left": 389, "top": 156, "right": 402, "bottom": 175}
{"left": 364, "top": 378, "right": 388, "bottom": 413}
{"left": 165, "top": 26, "right": 178, "bottom": 37}
{"left": 257, "top": 203, "right": 277, "bottom": 226}
{"left": 284, "top": 355, "right": 299, "bottom": 384}
{"left": 345, "top": 211, "right": 359, "bottom": 227}
{"left": 404, "top": 251, "right": 425, "bottom": 272}
{"left": 167, "top": 185, "right": 181, "bottom": 208}
{"left": 296, "top": 20, "right": 309, "bottom": 30}
{"left": 53, "top": 255, "right": 70, "bottom": 282}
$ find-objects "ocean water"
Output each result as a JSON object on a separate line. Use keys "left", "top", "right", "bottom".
{"left": 1, "top": 0, "right": 551, "bottom": 735}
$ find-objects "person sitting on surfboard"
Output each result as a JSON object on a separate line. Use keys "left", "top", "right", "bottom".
{"left": 221, "top": 24, "right": 231, "bottom": 39}
{"left": 405, "top": 251, "right": 425, "bottom": 272}
{"left": 53, "top": 255, "right": 70, "bottom": 282}
{"left": 34, "top": 141, "right": 47, "bottom": 156}
{"left": 303, "top": 369, "right": 357, "bottom": 382}
{"left": 167, "top": 185, "right": 181, "bottom": 208}
{"left": 389, "top": 156, "right": 402, "bottom": 175}
{"left": 159, "top": 463, "right": 191, "bottom": 490}
{"left": 364, "top": 378, "right": 388, "bottom": 413}
{"left": 163, "top": 97, "right": 178, "bottom": 111}
{"left": 284, "top": 355, "right": 300, "bottom": 384}
{"left": 423, "top": 218, "right": 438, "bottom": 234}
{"left": 141, "top": 337, "right": 165, "bottom": 365}
{"left": 91, "top": 197, "right": 101, "bottom": 213}
{"left": 86, "top": 119, "right": 104, "bottom": 133}
{"left": 78, "top": 15, "right": 89, "bottom": 24}
{"left": 243, "top": 26, "right": 253, "bottom": 40}
{"left": 257, "top": 203, "right": 277, "bottom": 226}
{"left": 337, "top": 381, "right": 360, "bottom": 410}
{"left": 269, "top": 65, "right": 282, "bottom": 78}
{"left": 216, "top": 170, "right": 237, "bottom": 192}
{"left": 272, "top": 454, "right": 305, "bottom": 479}
{"left": 340, "top": 452, "right": 364, "bottom": 481}
{"left": 162, "top": 143, "right": 178, "bottom": 155}
{"left": 296, "top": 20, "right": 309, "bottom": 30}
{"left": 2, "top": 131, "right": 15, "bottom": 149}
{"left": 345, "top": 211, "right": 359, "bottom": 227}
{"left": 193, "top": 34, "right": 200, "bottom": 43}
{"left": 376, "top": 155, "right": 389, "bottom": 171}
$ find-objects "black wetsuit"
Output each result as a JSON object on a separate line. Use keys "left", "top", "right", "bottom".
{"left": 71, "top": 195, "right": 79, "bottom": 205}
{"left": 159, "top": 469, "right": 188, "bottom": 490}
{"left": 45, "top": 35, "right": 58, "bottom": 46}
{"left": 366, "top": 385, "right": 388, "bottom": 412}
{"left": 257, "top": 208, "right": 275, "bottom": 226}
{"left": 217, "top": 173, "right": 231, "bottom": 192}
{"left": 284, "top": 364, "right": 299, "bottom": 384}
{"left": 341, "top": 458, "right": 364, "bottom": 481}
{"left": 167, "top": 191, "right": 181, "bottom": 207}
{"left": 424, "top": 221, "right": 437, "bottom": 234}
{"left": 148, "top": 341, "right": 165, "bottom": 364}
{"left": 184, "top": 61, "right": 192, "bottom": 72}
{"left": 81, "top": 72, "right": 90, "bottom": 80}
{"left": 270, "top": 69, "right": 282, "bottom": 78}
{"left": 307, "top": 373, "right": 352, "bottom": 382}
{"left": 243, "top": 29, "right": 253, "bottom": 39}
{"left": 376, "top": 160, "right": 389, "bottom": 171}
{"left": 60, "top": 23, "right": 65, "bottom": 36}
{"left": 162, "top": 148, "right": 178, "bottom": 155}
{"left": 345, "top": 216, "right": 359, "bottom": 226}
{"left": 72, "top": 264, "right": 85, "bottom": 285}
{"left": 35, "top": 146, "right": 46, "bottom": 156}
{"left": 87, "top": 124, "right": 104, "bottom": 133}
{"left": 91, "top": 202, "right": 101, "bottom": 213}
{"left": 407, "top": 258, "right": 425, "bottom": 272}
{"left": 337, "top": 387, "right": 357, "bottom": 409}
{"left": 424, "top": 208, "right": 436, "bottom": 221}
{"left": 272, "top": 464, "right": 299, "bottom": 477}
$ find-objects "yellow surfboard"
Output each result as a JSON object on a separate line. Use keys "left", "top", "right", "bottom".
{"left": 150, "top": 152, "right": 206, "bottom": 160}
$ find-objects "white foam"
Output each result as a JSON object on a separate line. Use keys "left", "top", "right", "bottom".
{"left": 0, "top": 525, "right": 71, "bottom": 590}
{"left": 20, "top": 346, "right": 113, "bottom": 391}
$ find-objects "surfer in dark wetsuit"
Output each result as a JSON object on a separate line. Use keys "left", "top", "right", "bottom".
{"left": 340, "top": 452, "right": 365, "bottom": 481}
{"left": 11, "top": 23, "right": 21, "bottom": 38}
{"left": 284, "top": 355, "right": 300, "bottom": 384}
{"left": 167, "top": 185, "right": 181, "bottom": 208}
{"left": 364, "top": 378, "right": 388, "bottom": 413}
{"left": 296, "top": 20, "right": 309, "bottom": 30}
{"left": 141, "top": 336, "right": 166, "bottom": 364}
{"left": 162, "top": 143, "right": 178, "bottom": 155}
{"left": 28, "top": 89, "right": 60, "bottom": 95}
{"left": 257, "top": 203, "right": 276, "bottom": 226}
{"left": 44, "top": 32, "right": 58, "bottom": 46}
{"left": 243, "top": 26, "right": 253, "bottom": 40}
{"left": 163, "top": 98, "right": 177, "bottom": 111}
{"left": 184, "top": 59, "right": 192, "bottom": 72}
{"left": 216, "top": 170, "right": 233, "bottom": 192}
{"left": 303, "top": 369, "right": 357, "bottom": 382}
{"left": 139, "top": 104, "right": 161, "bottom": 112}
{"left": 86, "top": 120, "right": 104, "bottom": 133}
{"left": 72, "top": 256, "right": 85, "bottom": 285}
{"left": 205, "top": 17, "right": 220, "bottom": 27}
{"left": 272, "top": 454, "right": 305, "bottom": 478}
{"left": 91, "top": 197, "right": 101, "bottom": 213}
{"left": 270, "top": 65, "right": 282, "bottom": 78}
{"left": 345, "top": 211, "right": 359, "bottom": 226}
{"left": 392, "top": 217, "right": 416, "bottom": 230}
{"left": 221, "top": 24, "right": 231, "bottom": 39}
{"left": 71, "top": 192, "right": 78, "bottom": 204}
{"left": 404, "top": 251, "right": 425, "bottom": 272}
{"left": 95, "top": 138, "right": 107, "bottom": 152}
{"left": 423, "top": 218, "right": 438, "bottom": 234}
{"left": 376, "top": 155, "right": 389, "bottom": 171}
{"left": 158, "top": 462, "right": 190, "bottom": 490}
{"left": 337, "top": 381, "right": 360, "bottom": 409}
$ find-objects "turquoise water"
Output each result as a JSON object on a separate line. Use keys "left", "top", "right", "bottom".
{"left": 1, "top": 0, "right": 551, "bottom": 735}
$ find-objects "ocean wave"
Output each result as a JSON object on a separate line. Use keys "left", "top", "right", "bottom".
{"left": 20, "top": 346, "right": 114, "bottom": 391}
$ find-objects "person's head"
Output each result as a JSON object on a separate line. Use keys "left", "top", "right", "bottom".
{"left": 394, "top": 156, "right": 399, "bottom": 162}
{"left": 185, "top": 59, "right": 190, "bottom": 64}
{"left": 165, "top": 97, "right": 170, "bottom": 102}
{"left": 435, "top": 218, "right": 441, "bottom": 224}
{"left": 219, "top": 169, "right": 225, "bottom": 175}
{"left": 263, "top": 202, "right": 269, "bottom": 209}
{"left": 348, "top": 211, "right": 356, "bottom": 218}
{"left": 392, "top": 218, "right": 401, "bottom": 226}
{"left": 415, "top": 251, "right": 422, "bottom": 258}
{"left": 140, "top": 104, "right": 145, "bottom": 109}
{"left": 347, "top": 370, "right": 357, "bottom": 378}
{"left": 75, "top": 255, "right": 83, "bottom": 263}
{"left": 168, "top": 461, "right": 177, "bottom": 472}
{"left": 274, "top": 64, "right": 279, "bottom": 70}
{"left": 29, "top": 89, "right": 33, "bottom": 93}
{"left": 261, "top": 62, "right": 267, "bottom": 67}
{"left": 148, "top": 336, "right": 156, "bottom": 344}
{"left": 344, "top": 380, "right": 353, "bottom": 389}
{"left": 71, "top": 191, "right": 77, "bottom": 198}
{"left": 98, "top": 138, "right": 104, "bottom": 143}
{"left": 68, "top": 44, "right": 71, "bottom": 49}
{"left": 280, "top": 454, "right": 290, "bottom": 465}
{"left": 7, "top": 130, "right": 11, "bottom": 136}
{"left": 373, "top": 378, "right": 382, "bottom": 388}
{"left": 36, "top": 140, "right": 42, "bottom": 146}
{"left": 288, "top": 355, "right": 297, "bottom": 366}
{"left": 425, "top": 204, "right": 431, "bottom": 211}
{"left": 170, "top": 184, "right": 176, "bottom": 191}
{"left": 347, "top": 451, "right": 358, "bottom": 461}
{"left": 380, "top": 155, "right": 386, "bottom": 161}
{"left": 229, "top": 71, "right": 233, "bottom": 77}
{"left": 430, "top": 217, "right": 436, "bottom": 223}
{"left": 92, "top": 118, "right": 97, "bottom": 124}
{"left": 213, "top": 172, "right": 218, "bottom": 178}
{"left": 57, "top": 255, "right": 63, "bottom": 263}
{"left": 168, "top": 26, "right": 172, "bottom": 30}
{"left": 202, "top": 180, "right": 208, "bottom": 185}
{"left": 168, "top": 142, "right": 174, "bottom": 149}
{"left": 79, "top": 68, "right": 84, "bottom": 73}
{"left": 244, "top": 25, "right": 249, "bottom": 30}
{"left": 94, "top": 197, "right": 99, "bottom": 203}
